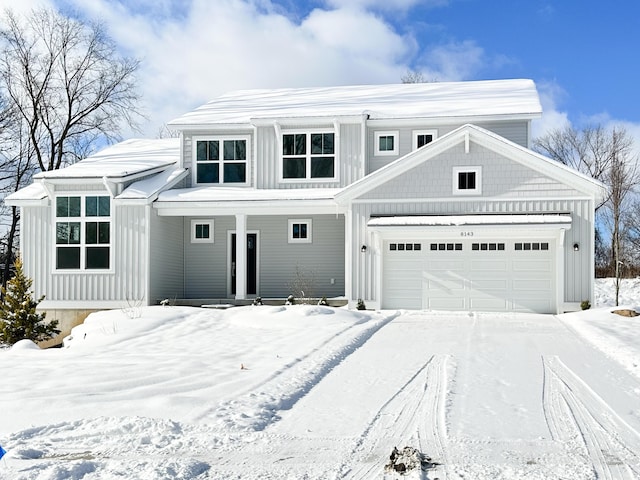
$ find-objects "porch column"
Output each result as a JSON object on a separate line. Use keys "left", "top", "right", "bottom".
{"left": 235, "top": 214, "right": 247, "bottom": 300}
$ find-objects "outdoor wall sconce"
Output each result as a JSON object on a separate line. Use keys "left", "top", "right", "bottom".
{"left": 361, "top": 245, "right": 367, "bottom": 253}
{"left": 573, "top": 243, "right": 579, "bottom": 251}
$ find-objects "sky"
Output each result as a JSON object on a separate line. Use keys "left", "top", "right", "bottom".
{"left": 3, "top": 0, "right": 640, "bottom": 143}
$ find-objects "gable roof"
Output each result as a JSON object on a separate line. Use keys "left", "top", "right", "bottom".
{"left": 335, "top": 124, "right": 607, "bottom": 204}
{"left": 168, "top": 79, "right": 542, "bottom": 128}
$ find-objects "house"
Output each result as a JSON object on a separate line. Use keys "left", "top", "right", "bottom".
{"left": 6, "top": 79, "right": 606, "bottom": 336}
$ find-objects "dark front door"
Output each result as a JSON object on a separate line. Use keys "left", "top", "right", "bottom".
{"left": 231, "top": 233, "right": 257, "bottom": 295}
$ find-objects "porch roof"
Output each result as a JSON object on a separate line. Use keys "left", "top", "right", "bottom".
{"left": 154, "top": 186, "right": 344, "bottom": 215}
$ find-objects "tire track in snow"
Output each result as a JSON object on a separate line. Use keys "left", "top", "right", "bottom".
{"left": 542, "top": 356, "right": 640, "bottom": 479}
{"left": 191, "top": 312, "right": 400, "bottom": 431}
{"left": 342, "top": 354, "right": 450, "bottom": 480}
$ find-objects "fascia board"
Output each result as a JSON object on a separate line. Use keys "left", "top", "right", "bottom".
{"left": 154, "top": 200, "right": 344, "bottom": 217}
{"left": 366, "top": 113, "right": 540, "bottom": 128}
{"left": 467, "top": 126, "right": 608, "bottom": 201}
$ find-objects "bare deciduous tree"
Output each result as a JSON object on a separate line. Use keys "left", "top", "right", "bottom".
{"left": 0, "top": 7, "right": 143, "bottom": 288}
{"left": 535, "top": 125, "right": 639, "bottom": 304}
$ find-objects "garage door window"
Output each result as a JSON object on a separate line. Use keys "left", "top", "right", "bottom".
{"left": 430, "top": 243, "right": 462, "bottom": 251}
{"left": 389, "top": 243, "right": 421, "bottom": 251}
{"left": 515, "top": 242, "right": 549, "bottom": 251}
{"left": 472, "top": 242, "right": 505, "bottom": 251}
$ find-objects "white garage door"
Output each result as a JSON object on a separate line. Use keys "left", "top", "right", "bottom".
{"left": 383, "top": 239, "right": 555, "bottom": 313}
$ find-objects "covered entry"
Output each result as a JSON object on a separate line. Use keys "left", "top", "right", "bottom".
{"left": 370, "top": 214, "right": 571, "bottom": 313}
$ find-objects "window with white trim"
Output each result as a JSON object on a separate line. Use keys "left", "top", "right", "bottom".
{"left": 374, "top": 131, "right": 399, "bottom": 156}
{"left": 288, "top": 219, "right": 312, "bottom": 243}
{"left": 413, "top": 129, "right": 438, "bottom": 149}
{"left": 194, "top": 136, "right": 249, "bottom": 185}
{"left": 452, "top": 166, "right": 482, "bottom": 195}
{"left": 282, "top": 131, "right": 335, "bottom": 180}
{"left": 191, "top": 219, "right": 214, "bottom": 243}
{"left": 55, "top": 195, "right": 111, "bottom": 270}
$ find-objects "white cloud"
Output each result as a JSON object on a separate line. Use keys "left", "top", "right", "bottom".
{"left": 322, "top": 0, "right": 448, "bottom": 12}
{"left": 415, "top": 40, "right": 485, "bottom": 82}
{"left": 531, "top": 80, "right": 570, "bottom": 139}
{"left": 56, "top": 0, "right": 415, "bottom": 136}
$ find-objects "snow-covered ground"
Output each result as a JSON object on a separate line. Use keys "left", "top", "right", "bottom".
{"left": 0, "top": 279, "right": 639, "bottom": 479}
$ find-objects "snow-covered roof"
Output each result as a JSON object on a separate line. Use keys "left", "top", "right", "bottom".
{"left": 368, "top": 214, "right": 572, "bottom": 227}
{"left": 169, "top": 79, "right": 542, "bottom": 127}
{"left": 33, "top": 138, "right": 180, "bottom": 180}
{"left": 4, "top": 182, "right": 48, "bottom": 206}
{"left": 116, "top": 166, "right": 188, "bottom": 204}
{"left": 157, "top": 186, "right": 341, "bottom": 203}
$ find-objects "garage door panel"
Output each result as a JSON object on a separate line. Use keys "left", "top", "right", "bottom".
{"left": 383, "top": 238, "right": 556, "bottom": 313}
{"left": 513, "top": 259, "right": 553, "bottom": 272}
{"left": 470, "top": 259, "right": 509, "bottom": 272}
{"left": 428, "top": 296, "right": 466, "bottom": 310}
{"left": 470, "top": 278, "right": 509, "bottom": 290}
{"left": 470, "top": 297, "right": 510, "bottom": 311}
{"left": 513, "top": 279, "right": 552, "bottom": 291}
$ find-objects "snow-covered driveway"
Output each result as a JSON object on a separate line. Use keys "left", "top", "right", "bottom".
{"left": 201, "top": 311, "right": 640, "bottom": 479}
{"left": 2, "top": 304, "right": 640, "bottom": 479}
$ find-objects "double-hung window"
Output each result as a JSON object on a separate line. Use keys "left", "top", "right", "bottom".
{"left": 56, "top": 195, "right": 111, "bottom": 270}
{"left": 282, "top": 131, "right": 335, "bottom": 180}
{"left": 195, "top": 136, "right": 249, "bottom": 185}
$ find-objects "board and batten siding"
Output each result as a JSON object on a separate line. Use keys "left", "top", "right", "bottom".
{"left": 349, "top": 197, "right": 594, "bottom": 308}
{"left": 367, "top": 120, "right": 531, "bottom": 173}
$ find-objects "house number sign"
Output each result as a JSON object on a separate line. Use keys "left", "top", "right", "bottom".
{"left": 460, "top": 231, "right": 474, "bottom": 237}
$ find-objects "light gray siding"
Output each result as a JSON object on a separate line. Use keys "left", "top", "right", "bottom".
{"left": 183, "top": 216, "right": 234, "bottom": 298}
{"left": 149, "top": 210, "right": 185, "bottom": 302}
{"left": 249, "top": 215, "right": 345, "bottom": 298}
{"left": 181, "top": 214, "right": 345, "bottom": 299}
{"left": 367, "top": 120, "right": 530, "bottom": 173}
{"left": 362, "top": 143, "right": 580, "bottom": 200}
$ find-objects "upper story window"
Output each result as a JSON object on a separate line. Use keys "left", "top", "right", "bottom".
{"left": 374, "top": 131, "right": 399, "bottom": 156}
{"left": 55, "top": 195, "right": 111, "bottom": 271}
{"left": 413, "top": 129, "right": 438, "bottom": 149}
{"left": 452, "top": 166, "right": 482, "bottom": 195}
{"left": 282, "top": 131, "right": 336, "bottom": 181}
{"left": 194, "top": 136, "right": 250, "bottom": 185}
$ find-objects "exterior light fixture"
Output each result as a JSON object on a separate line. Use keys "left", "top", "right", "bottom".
{"left": 573, "top": 243, "right": 579, "bottom": 251}
{"left": 361, "top": 245, "right": 367, "bottom": 253}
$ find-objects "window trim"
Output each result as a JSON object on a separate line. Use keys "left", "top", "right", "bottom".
{"left": 53, "top": 194, "right": 113, "bottom": 273}
{"left": 412, "top": 129, "right": 438, "bottom": 150}
{"left": 288, "top": 219, "right": 312, "bottom": 244}
{"left": 374, "top": 130, "right": 399, "bottom": 156}
{"left": 193, "top": 135, "right": 251, "bottom": 186}
{"left": 191, "top": 219, "right": 214, "bottom": 244}
{"left": 452, "top": 166, "right": 482, "bottom": 195}
{"left": 280, "top": 129, "right": 338, "bottom": 183}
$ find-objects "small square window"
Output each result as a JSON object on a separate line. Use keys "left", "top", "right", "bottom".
{"left": 414, "top": 243, "right": 421, "bottom": 251}
{"left": 374, "top": 131, "right": 399, "bottom": 156}
{"left": 453, "top": 166, "right": 482, "bottom": 195}
{"left": 191, "top": 220, "right": 214, "bottom": 243}
{"left": 413, "top": 130, "right": 438, "bottom": 149}
{"left": 288, "top": 219, "right": 312, "bottom": 243}
{"left": 390, "top": 243, "right": 397, "bottom": 251}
